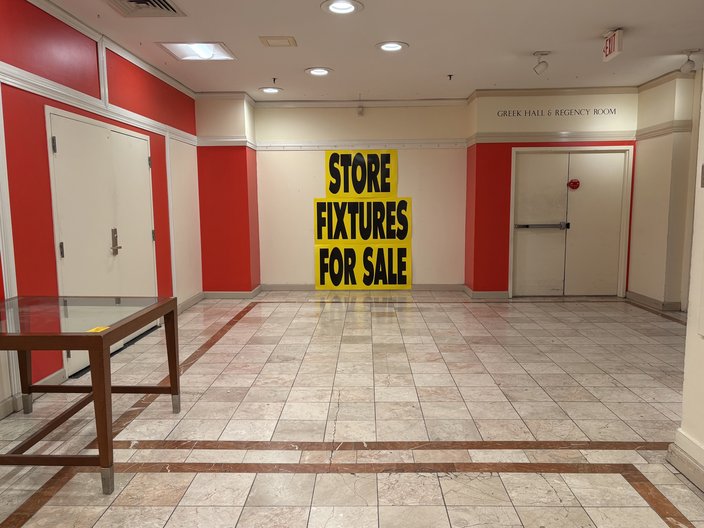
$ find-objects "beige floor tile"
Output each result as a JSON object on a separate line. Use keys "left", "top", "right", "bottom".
{"left": 561, "top": 474, "right": 647, "bottom": 507}
{"left": 167, "top": 419, "right": 228, "bottom": 440}
{"left": 516, "top": 506, "right": 596, "bottom": 527}
{"left": 236, "top": 506, "right": 309, "bottom": 528}
{"left": 48, "top": 473, "right": 134, "bottom": 506}
{"left": 376, "top": 420, "right": 428, "bottom": 441}
{"left": 439, "top": 473, "right": 511, "bottom": 506}
{"left": 220, "top": 420, "right": 277, "bottom": 441}
{"left": 378, "top": 473, "right": 444, "bottom": 506}
{"left": 272, "top": 420, "right": 326, "bottom": 441}
{"left": 165, "top": 506, "right": 242, "bottom": 527}
{"left": 501, "top": 473, "right": 579, "bottom": 506}
{"left": 245, "top": 474, "right": 315, "bottom": 507}
{"left": 378, "top": 506, "right": 450, "bottom": 528}
{"left": 24, "top": 506, "right": 107, "bottom": 528}
{"left": 425, "top": 419, "right": 481, "bottom": 440}
{"left": 312, "top": 474, "right": 377, "bottom": 506}
{"left": 584, "top": 507, "right": 668, "bottom": 527}
{"left": 308, "top": 506, "right": 378, "bottom": 528}
{"left": 93, "top": 506, "right": 175, "bottom": 528}
{"left": 115, "top": 473, "right": 195, "bottom": 507}
{"left": 475, "top": 419, "right": 534, "bottom": 441}
{"left": 447, "top": 506, "right": 521, "bottom": 527}
{"left": 180, "top": 473, "right": 255, "bottom": 506}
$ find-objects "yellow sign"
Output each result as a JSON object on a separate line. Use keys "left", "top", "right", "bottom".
{"left": 86, "top": 326, "right": 110, "bottom": 333}
{"left": 315, "top": 150, "right": 412, "bottom": 290}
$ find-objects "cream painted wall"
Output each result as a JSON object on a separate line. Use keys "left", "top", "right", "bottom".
{"left": 169, "top": 138, "right": 203, "bottom": 304}
{"left": 257, "top": 149, "right": 466, "bottom": 286}
{"left": 195, "top": 97, "right": 247, "bottom": 138}
{"left": 629, "top": 134, "right": 674, "bottom": 301}
{"left": 672, "top": 71, "right": 704, "bottom": 473}
{"left": 0, "top": 354, "right": 13, "bottom": 414}
{"left": 254, "top": 105, "right": 471, "bottom": 144}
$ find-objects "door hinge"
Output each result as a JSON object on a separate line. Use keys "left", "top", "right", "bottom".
{"left": 51, "top": 136, "right": 57, "bottom": 154}
{"left": 148, "top": 156, "right": 152, "bottom": 168}
{"left": 152, "top": 229, "right": 156, "bottom": 242}
{"left": 59, "top": 241, "right": 65, "bottom": 258}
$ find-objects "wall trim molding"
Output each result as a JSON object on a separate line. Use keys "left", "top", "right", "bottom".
{"left": 626, "top": 290, "right": 682, "bottom": 312}
{"left": 464, "top": 286, "right": 510, "bottom": 299}
{"left": 198, "top": 136, "right": 255, "bottom": 149}
{"left": 178, "top": 292, "right": 205, "bottom": 313}
{"left": 469, "top": 86, "right": 638, "bottom": 102}
{"left": 636, "top": 120, "right": 693, "bottom": 141}
{"left": 204, "top": 286, "right": 262, "bottom": 299}
{"left": 467, "top": 130, "right": 636, "bottom": 146}
{"left": 669, "top": 429, "right": 704, "bottom": 491}
{"left": 639, "top": 70, "right": 696, "bottom": 92}
{"left": 254, "top": 98, "right": 469, "bottom": 109}
{"left": 0, "top": 60, "right": 197, "bottom": 145}
{"left": 256, "top": 139, "right": 469, "bottom": 151}
{"left": 0, "top": 395, "right": 16, "bottom": 419}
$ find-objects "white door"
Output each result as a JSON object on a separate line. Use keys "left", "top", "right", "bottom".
{"left": 564, "top": 152, "right": 625, "bottom": 295}
{"left": 512, "top": 152, "right": 569, "bottom": 296}
{"left": 512, "top": 150, "right": 627, "bottom": 297}
{"left": 49, "top": 113, "right": 158, "bottom": 375}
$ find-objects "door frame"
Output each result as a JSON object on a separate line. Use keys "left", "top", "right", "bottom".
{"left": 508, "top": 146, "right": 634, "bottom": 298}
{"left": 44, "top": 107, "right": 158, "bottom": 372}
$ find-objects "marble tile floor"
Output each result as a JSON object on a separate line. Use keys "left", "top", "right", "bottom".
{"left": 0, "top": 292, "right": 700, "bottom": 527}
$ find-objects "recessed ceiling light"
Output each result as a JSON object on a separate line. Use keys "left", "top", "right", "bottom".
{"left": 306, "top": 67, "right": 332, "bottom": 76}
{"left": 160, "top": 42, "right": 235, "bottom": 61}
{"left": 259, "top": 87, "right": 283, "bottom": 94}
{"left": 321, "top": 0, "right": 364, "bottom": 14}
{"left": 378, "top": 41, "right": 409, "bottom": 52}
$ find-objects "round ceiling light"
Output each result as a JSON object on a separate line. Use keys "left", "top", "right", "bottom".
{"left": 306, "top": 67, "right": 332, "bottom": 76}
{"left": 259, "top": 86, "right": 283, "bottom": 94}
{"left": 321, "top": 0, "right": 364, "bottom": 14}
{"left": 378, "top": 41, "right": 409, "bottom": 52}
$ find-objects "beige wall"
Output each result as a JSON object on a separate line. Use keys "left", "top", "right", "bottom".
{"left": 169, "top": 138, "right": 203, "bottom": 304}
{"left": 0, "top": 354, "right": 13, "bottom": 417}
{"left": 629, "top": 74, "right": 697, "bottom": 308}
{"left": 257, "top": 148, "right": 466, "bottom": 286}
{"left": 195, "top": 96, "right": 248, "bottom": 138}
{"left": 671, "top": 70, "right": 704, "bottom": 481}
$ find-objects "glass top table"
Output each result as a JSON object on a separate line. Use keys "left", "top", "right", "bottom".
{"left": 0, "top": 295, "right": 180, "bottom": 494}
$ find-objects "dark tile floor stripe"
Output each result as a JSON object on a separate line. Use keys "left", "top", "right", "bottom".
{"left": 623, "top": 466, "right": 695, "bottom": 528}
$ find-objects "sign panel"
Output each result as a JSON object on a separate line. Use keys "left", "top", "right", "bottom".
{"left": 314, "top": 150, "right": 412, "bottom": 289}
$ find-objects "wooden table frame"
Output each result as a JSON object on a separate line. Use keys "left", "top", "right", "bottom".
{"left": 0, "top": 297, "right": 180, "bottom": 494}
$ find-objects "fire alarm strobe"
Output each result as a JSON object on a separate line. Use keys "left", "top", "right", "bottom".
{"left": 567, "top": 179, "right": 581, "bottom": 190}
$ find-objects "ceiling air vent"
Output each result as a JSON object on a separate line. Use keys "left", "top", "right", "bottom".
{"left": 105, "top": 0, "right": 186, "bottom": 17}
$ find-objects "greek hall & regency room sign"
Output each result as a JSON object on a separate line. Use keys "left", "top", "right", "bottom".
{"left": 314, "top": 150, "right": 412, "bottom": 290}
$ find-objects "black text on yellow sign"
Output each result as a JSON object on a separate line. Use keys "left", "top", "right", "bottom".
{"left": 315, "top": 243, "right": 412, "bottom": 289}
{"left": 315, "top": 149, "right": 413, "bottom": 290}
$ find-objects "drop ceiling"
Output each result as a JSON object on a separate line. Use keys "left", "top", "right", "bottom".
{"left": 48, "top": 0, "right": 704, "bottom": 102}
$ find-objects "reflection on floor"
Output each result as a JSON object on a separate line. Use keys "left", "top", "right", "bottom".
{"left": 1, "top": 292, "right": 702, "bottom": 527}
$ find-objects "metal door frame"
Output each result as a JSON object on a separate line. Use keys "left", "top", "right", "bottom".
{"left": 509, "top": 146, "right": 634, "bottom": 298}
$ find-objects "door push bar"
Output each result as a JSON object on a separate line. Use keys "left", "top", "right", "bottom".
{"left": 514, "top": 222, "right": 571, "bottom": 230}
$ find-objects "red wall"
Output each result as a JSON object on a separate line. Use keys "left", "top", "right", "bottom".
{"left": 107, "top": 51, "right": 196, "bottom": 135}
{"left": 198, "top": 146, "right": 260, "bottom": 292}
{"left": 2, "top": 84, "right": 174, "bottom": 380}
{"left": 465, "top": 141, "right": 636, "bottom": 293}
{"left": 0, "top": 0, "right": 100, "bottom": 98}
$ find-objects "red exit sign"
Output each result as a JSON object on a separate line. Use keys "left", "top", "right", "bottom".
{"left": 603, "top": 29, "right": 623, "bottom": 62}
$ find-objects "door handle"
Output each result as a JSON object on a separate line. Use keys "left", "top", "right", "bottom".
{"left": 111, "top": 228, "right": 122, "bottom": 255}
{"left": 515, "top": 222, "right": 571, "bottom": 230}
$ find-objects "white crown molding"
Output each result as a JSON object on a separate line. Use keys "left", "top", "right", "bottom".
{"left": 198, "top": 136, "right": 256, "bottom": 149}
{"left": 467, "top": 130, "right": 636, "bottom": 146}
{"left": 255, "top": 138, "right": 469, "bottom": 151}
{"left": 0, "top": 60, "right": 196, "bottom": 145}
{"left": 639, "top": 70, "right": 696, "bottom": 92}
{"left": 636, "top": 120, "right": 693, "bottom": 140}
{"left": 469, "top": 86, "right": 638, "bottom": 102}
{"left": 253, "top": 98, "right": 469, "bottom": 109}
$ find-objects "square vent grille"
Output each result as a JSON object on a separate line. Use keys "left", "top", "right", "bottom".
{"left": 259, "top": 36, "right": 298, "bottom": 48}
{"left": 105, "top": 0, "right": 186, "bottom": 17}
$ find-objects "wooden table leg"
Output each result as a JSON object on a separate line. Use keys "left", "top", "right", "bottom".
{"left": 164, "top": 308, "right": 181, "bottom": 414}
{"left": 89, "top": 345, "right": 114, "bottom": 494}
{"left": 17, "top": 350, "right": 33, "bottom": 414}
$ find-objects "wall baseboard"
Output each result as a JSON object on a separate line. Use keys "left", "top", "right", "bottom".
{"left": 668, "top": 432, "right": 704, "bottom": 492}
{"left": 464, "top": 286, "right": 510, "bottom": 299}
{"left": 204, "top": 285, "right": 262, "bottom": 299}
{"left": 626, "top": 290, "right": 681, "bottom": 312}
{"left": 0, "top": 395, "right": 15, "bottom": 420}
{"left": 178, "top": 292, "right": 205, "bottom": 313}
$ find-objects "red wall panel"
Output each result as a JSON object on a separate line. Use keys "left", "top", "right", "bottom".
{"left": 0, "top": 0, "right": 100, "bottom": 98}
{"left": 466, "top": 141, "right": 636, "bottom": 293}
{"left": 2, "top": 84, "right": 174, "bottom": 380}
{"left": 106, "top": 50, "right": 196, "bottom": 135}
{"left": 246, "top": 147, "right": 261, "bottom": 288}
{"left": 198, "top": 146, "right": 258, "bottom": 292}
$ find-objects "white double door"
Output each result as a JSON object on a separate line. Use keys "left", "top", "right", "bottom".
{"left": 49, "top": 112, "right": 158, "bottom": 375}
{"left": 512, "top": 150, "right": 628, "bottom": 297}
